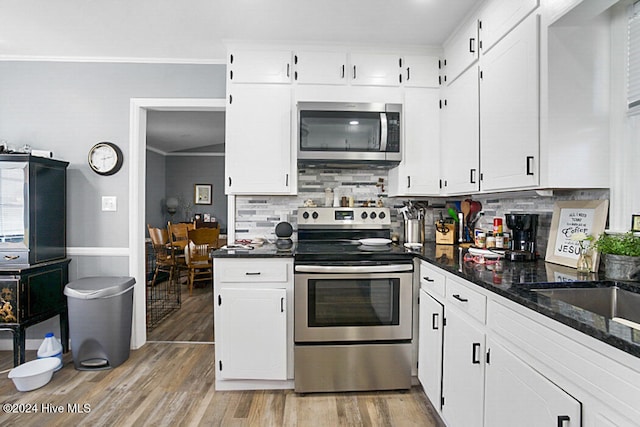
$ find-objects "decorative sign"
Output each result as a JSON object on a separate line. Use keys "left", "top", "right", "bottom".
{"left": 545, "top": 200, "right": 609, "bottom": 272}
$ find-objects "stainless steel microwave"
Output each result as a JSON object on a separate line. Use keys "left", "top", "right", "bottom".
{"left": 297, "top": 102, "right": 402, "bottom": 166}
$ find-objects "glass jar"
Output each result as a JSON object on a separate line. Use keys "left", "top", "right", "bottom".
{"left": 576, "top": 250, "right": 592, "bottom": 273}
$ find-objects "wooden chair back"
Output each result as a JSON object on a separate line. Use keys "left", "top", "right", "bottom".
{"left": 186, "top": 227, "right": 220, "bottom": 262}
{"left": 185, "top": 227, "right": 219, "bottom": 294}
{"left": 168, "top": 221, "right": 193, "bottom": 244}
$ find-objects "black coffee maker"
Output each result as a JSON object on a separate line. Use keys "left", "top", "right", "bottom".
{"left": 504, "top": 213, "right": 538, "bottom": 261}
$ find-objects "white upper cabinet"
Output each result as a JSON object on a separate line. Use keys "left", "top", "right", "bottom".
{"left": 225, "top": 84, "right": 294, "bottom": 195}
{"left": 388, "top": 88, "right": 440, "bottom": 196}
{"left": 443, "top": 18, "right": 480, "bottom": 85}
{"left": 293, "top": 51, "right": 348, "bottom": 85}
{"left": 401, "top": 55, "right": 440, "bottom": 88}
{"left": 479, "top": 0, "right": 539, "bottom": 54}
{"left": 440, "top": 66, "right": 480, "bottom": 195}
{"left": 479, "top": 12, "right": 539, "bottom": 191}
{"left": 228, "top": 49, "right": 293, "bottom": 84}
{"left": 350, "top": 53, "right": 402, "bottom": 86}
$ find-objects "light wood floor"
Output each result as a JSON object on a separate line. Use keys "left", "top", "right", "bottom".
{"left": 0, "top": 283, "right": 445, "bottom": 426}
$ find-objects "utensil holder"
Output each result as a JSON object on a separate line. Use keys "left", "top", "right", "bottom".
{"left": 404, "top": 219, "right": 424, "bottom": 244}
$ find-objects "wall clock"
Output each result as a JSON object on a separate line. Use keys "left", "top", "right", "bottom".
{"left": 88, "top": 142, "right": 123, "bottom": 176}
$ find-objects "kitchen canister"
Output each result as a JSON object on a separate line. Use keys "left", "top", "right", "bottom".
{"left": 404, "top": 219, "right": 424, "bottom": 244}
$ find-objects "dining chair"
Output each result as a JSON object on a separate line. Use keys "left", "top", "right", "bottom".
{"left": 167, "top": 221, "right": 191, "bottom": 282}
{"left": 185, "top": 227, "right": 219, "bottom": 295}
{"left": 147, "top": 224, "right": 176, "bottom": 287}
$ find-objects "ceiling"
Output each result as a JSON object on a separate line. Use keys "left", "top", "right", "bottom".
{"left": 0, "top": 0, "right": 482, "bottom": 153}
{"left": 146, "top": 111, "right": 226, "bottom": 154}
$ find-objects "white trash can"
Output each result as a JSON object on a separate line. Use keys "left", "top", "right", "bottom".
{"left": 64, "top": 276, "right": 135, "bottom": 370}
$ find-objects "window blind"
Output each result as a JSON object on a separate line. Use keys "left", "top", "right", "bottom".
{"left": 629, "top": 1, "right": 640, "bottom": 111}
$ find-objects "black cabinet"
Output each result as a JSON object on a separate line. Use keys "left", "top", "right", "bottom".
{"left": 0, "top": 154, "right": 70, "bottom": 366}
{"left": 0, "top": 154, "right": 69, "bottom": 267}
{"left": 0, "top": 258, "right": 71, "bottom": 366}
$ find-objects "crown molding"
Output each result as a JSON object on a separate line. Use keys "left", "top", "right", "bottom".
{"left": 146, "top": 145, "right": 225, "bottom": 157}
{"left": 0, "top": 55, "right": 226, "bottom": 65}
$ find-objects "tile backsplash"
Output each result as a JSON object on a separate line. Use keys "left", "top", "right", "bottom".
{"left": 235, "top": 168, "right": 610, "bottom": 256}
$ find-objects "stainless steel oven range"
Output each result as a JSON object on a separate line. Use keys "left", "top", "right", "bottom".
{"left": 294, "top": 207, "right": 414, "bottom": 393}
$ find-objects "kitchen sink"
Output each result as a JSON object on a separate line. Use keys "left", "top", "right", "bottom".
{"left": 532, "top": 286, "right": 640, "bottom": 326}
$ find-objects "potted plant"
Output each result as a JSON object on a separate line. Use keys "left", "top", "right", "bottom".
{"left": 592, "top": 232, "right": 640, "bottom": 280}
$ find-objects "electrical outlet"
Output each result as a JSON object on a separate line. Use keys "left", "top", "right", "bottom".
{"left": 102, "top": 196, "right": 117, "bottom": 211}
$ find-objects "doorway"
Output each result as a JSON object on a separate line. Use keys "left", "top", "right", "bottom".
{"left": 129, "top": 98, "right": 226, "bottom": 348}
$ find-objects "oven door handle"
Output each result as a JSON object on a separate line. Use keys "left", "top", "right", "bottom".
{"left": 295, "top": 264, "right": 413, "bottom": 274}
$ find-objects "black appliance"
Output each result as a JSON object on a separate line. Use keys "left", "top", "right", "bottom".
{"left": 0, "top": 155, "right": 68, "bottom": 267}
{"left": 297, "top": 102, "right": 402, "bottom": 167}
{"left": 294, "top": 207, "right": 414, "bottom": 393}
{"left": 505, "top": 213, "right": 539, "bottom": 261}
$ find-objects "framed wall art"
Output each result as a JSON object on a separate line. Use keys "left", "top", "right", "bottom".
{"left": 194, "top": 184, "right": 212, "bottom": 205}
{"left": 544, "top": 200, "right": 609, "bottom": 272}
{"left": 632, "top": 214, "right": 640, "bottom": 232}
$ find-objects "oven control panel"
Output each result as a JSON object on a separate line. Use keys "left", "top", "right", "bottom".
{"left": 298, "top": 207, "right": 391, "bottom": 227}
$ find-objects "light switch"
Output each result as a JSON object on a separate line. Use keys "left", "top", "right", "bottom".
{"left": 102, "top": 196, "right": 117, "bottom": 211}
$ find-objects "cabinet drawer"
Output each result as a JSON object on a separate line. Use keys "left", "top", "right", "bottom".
{"left": 217, "top": 259, "right": 289, "bottom": 283}
{"left": 446, "top": 278, "right": 486, "bottom": 324}
{"left": 420, "top": 262, "right": 446, "bottom": 297}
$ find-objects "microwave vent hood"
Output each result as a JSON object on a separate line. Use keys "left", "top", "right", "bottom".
{"left": 297, "top": 158, "right": 400, "bottom": 170}
{"left": 297, "top": 101, "right": 402, "bottom": 169}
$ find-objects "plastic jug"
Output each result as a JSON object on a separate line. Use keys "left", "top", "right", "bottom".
{"left": 37, "top": 332, "right": 63, "bottom": 371}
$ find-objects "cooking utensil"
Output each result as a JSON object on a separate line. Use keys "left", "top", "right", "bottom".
{"left": 448, "top": 208, "right": 459, "bottom": 222}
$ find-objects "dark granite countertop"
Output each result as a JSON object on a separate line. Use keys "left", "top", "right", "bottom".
{"left": 211, "top": 240, "right": 640, "bottom": 358}
{"left": 212, "top": 243, "right": 295, "bottom": 258}
{"left": 408, "top": 243, "right": 640, "bottom": 359}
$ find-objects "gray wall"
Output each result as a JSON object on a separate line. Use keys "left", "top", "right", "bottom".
{"left": 165, "top": 155, "right": 227, "bottom": 231}
{"left": 0, "top": 61, "right": 226, "bottom": 248}
{"left": 145, "top": 150, "right": 167, "bottom": 230}
{"left": 0, "top": 61, "right": 226, "bottom": 347}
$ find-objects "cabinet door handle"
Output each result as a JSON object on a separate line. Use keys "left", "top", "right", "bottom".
{"left": 407, "top": 176, "right": 411, "bottom": 188}
{"left": 229, "top": 70, "right": 233, "bottom": 80}
{"left": 286, "top": 63, "right": 290, "bottom": 78}
{"left": 228, "top": 177, "right": 232, "bottom": 187}
{"left": 423, "top": 276, "right": 434, "bottom": 282}
{"left": 452, "top": 294, "right": 468, "bottom": 303}
{"left": 432, "top": 313, "right": 439, "bottom": 330}
{"left": 245, "top": 272, "right": 261, "bottom": 276}
{"left": 470, "top": 168, "right": 476, "bottom": 184}
{"left": 281, "top": 297, "right": 285, "bottom": 313}
{"left": 557, "top": 415, "right": 570, "bottom": 427}
{"left": 472, "top": 342, "right": 481, "bottom": 364}
{"left": 285, "top": 173, "right": 289, "bottom": 187}
{"left": 4, "top": 255, "right": 19, "bottom": 260}
{"left": 341, "top": 64, "right": 345, "bottom": 79}
{"left": 469, "top": 38, "right": 476, "bottom": 53}
{"left": 406, "top": 67, "right": 411, "bottom": 81}
{"left": 526, "top": 156, "right": 535, "bottom": 175}
{"left": 353, "top": 65, "right": 357, "bottom": 80}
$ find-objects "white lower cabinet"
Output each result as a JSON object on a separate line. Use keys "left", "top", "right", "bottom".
{"left": 418, "top": 288, "right": 444, "bottom": 409}
{"left": 217, "top": 287, "right": 287, "bottom": 380}
{"left": 417, "top": 262, "right": 640, "bottom": 427}
{"left": 485, "top": 338, "right": 581, "bottom": 427}
{"left": 441, "top": 305, "right": 486, "bottom": 427}
{"left": 214, "top": 258, "right": 294, "bottom": 390}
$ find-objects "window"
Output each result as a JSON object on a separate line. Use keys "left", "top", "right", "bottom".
{"left": 628, "top": 1, "right": 640, "bottom": 112}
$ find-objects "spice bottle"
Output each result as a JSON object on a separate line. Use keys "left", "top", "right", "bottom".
{"left": 493, "top": 217, "right": 503, "bottom": 235}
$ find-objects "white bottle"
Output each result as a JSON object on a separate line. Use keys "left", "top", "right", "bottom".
{"left": 324, "top": 188, "right": 334, "bottom": 207}
{"left": 37, "top": 332, "right": 63, "bottom": 371}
